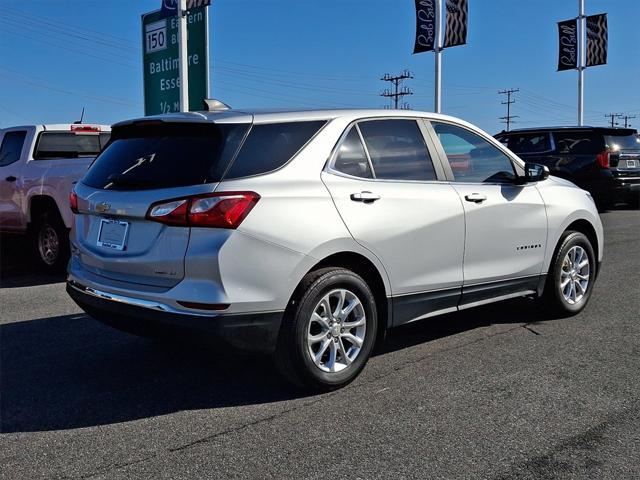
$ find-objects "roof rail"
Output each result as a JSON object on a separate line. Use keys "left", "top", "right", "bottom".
{"left": 203, "top": 99, "right": 231, "bottom": 111}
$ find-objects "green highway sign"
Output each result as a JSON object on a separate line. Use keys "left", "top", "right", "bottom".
{"left": 142, "top": 7, "right": 209, "bottom": 115}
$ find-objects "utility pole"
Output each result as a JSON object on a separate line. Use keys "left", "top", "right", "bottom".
{"left": 380, "top": 70, "right": 414, "bottom": 109}
{"left": 604, "top": 113, "right": 623, "bottom": 128}
{"left": 498, "top": 88, "right": 519, "bottom": 132}
{"left": 621, "top": 115, "right": 636, "bottom": 128}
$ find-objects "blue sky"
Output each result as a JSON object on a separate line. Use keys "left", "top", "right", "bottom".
{"left": 1, "top": 0, "right": 638, "bottom": 134}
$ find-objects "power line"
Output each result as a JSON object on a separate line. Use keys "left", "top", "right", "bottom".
{"left": 380, "top": 70, "right": 413, "bottom": 110}
{"left": 498, "top": 88, "right": 519, "bottom": 132}
{"left": 604, "top": 113, "right": 623, "bottom": 128}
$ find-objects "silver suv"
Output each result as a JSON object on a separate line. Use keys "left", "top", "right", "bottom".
{"left": 67, "top": 108, "right": 603, "bottom": 390}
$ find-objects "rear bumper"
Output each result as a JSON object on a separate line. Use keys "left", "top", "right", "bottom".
{"left": 578, "top": 173, "right": 640, "bottom": 203}
{"left": 610, "top": 174, "right": 640, "bottom": 198}
{"left": 67, "top": 281, "right": 283, "bottom": 353}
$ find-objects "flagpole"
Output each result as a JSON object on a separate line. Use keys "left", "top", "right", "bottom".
{"left": 577, "top": 0, "right": 585, "bottom": 126}
{"left": 434, "top": 0, "right": 443, "bottom": 113}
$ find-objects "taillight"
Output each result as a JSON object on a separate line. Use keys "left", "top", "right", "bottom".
{"left": 70, "top": 191, "right": 79, "bottom": 214}
{"left": 146, "top": 192, "right": 260, "bottom": 229}
{"left": 596, "top": 149, "right": 610, "bottom": 168}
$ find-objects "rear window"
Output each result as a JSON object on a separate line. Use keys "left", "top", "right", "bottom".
{"left": 82, "top": 123, "right": 250, "bottom": 190}
{"left": 604, "top": 133, "right": 640, "bottom": 151}
{"left": 34, "top": 132, "right": 110, "bottom": 159}
{"left": 223, "top": 121, "right": 326, "bottom": 179}
{"left": 502, "top": 132, "right": 552, "bottom": 154}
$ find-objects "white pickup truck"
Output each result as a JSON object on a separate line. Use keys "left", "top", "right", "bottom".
{"left": 0, "top": 124, "right": 111, "bottom": 272}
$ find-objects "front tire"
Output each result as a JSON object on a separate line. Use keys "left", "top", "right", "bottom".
{"left": 542, "top": 231, "right": 596, "bottom": 316}
{"left": 275, "top": 268, "right": 378, "bottom": 391}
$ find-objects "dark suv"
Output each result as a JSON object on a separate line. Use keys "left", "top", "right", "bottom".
{"left": 496, "top": 127, "right": 640, "bottom": 207}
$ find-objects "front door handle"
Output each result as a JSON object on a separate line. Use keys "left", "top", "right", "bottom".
{"left": 350, "top": 191, "right": 380, "bottom": 203}
{"left": 464, "top": 193, "right": 487, "bottom": 203}
{"left": 5, "top": 176, "right": 17, "bottom": 182}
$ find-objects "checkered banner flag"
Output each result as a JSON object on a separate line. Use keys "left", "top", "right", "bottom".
{"left": 443, "top": 0, "right": 467, "bottom": 48}
{"left": 586, "top": 13, "right": 608, "bottom": 67}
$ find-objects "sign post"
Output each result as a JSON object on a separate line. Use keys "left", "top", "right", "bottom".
{"left": 178, "top": 0, "right": 189, "bottom": 112}
{"left": 141, "top": 5, "right": 209, "bottom": 116}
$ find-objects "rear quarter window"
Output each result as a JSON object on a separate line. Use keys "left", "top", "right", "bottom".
{"left": 503, "top": 133, "right": 552, "bottom": 154}
{"left": 553, "top": 131, "right": 604, "bottom": 155}
{"left": 223, "top": 121, "right": 326, "bottom": 179}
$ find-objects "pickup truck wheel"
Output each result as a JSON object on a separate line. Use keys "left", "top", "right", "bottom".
{"left": 33, "top": 211, "right": 69, "bottom": 273}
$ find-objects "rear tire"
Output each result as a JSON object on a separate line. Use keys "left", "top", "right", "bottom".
{"left": 275, "top": 268, "right": 378, "bottom": 391}
{"left": 32, "top": 210, "right": 69, "bottom": 273}
{"left": 542, "top": 231, "right": 596, "bottom": 316}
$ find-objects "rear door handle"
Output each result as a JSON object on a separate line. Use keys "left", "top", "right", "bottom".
{"left": 5, "top": 176, "right": 16, "bottom": 182}
{"left": 350, "top": 191, "right": 380, "bottom": 203}
{"left": 464, "top": 193, "right": 487, "bottom": 203}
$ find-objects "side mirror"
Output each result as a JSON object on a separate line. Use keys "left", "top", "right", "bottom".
{"left": 517, "top": 163, "right": 549, "bottom": 184}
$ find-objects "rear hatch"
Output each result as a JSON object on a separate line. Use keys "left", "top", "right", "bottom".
{"left": 605, "top": 130, "right": 640, "bottom": 175}
{"left": 73, "top": 119, "right": 251, "bottom": 288}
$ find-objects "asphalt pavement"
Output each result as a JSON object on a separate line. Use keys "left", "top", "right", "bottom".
{"left": 1, "top": 208, "right": 638, "bottom": 479}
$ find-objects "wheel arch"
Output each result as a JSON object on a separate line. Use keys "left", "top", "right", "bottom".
{"left": 547, "top": 218, "right": 601, "bottom": 282}
{"left": 28, "top": 195, "right": 63, "bottom": 227}
{"left": 565, "top": 219, "right": 599, "bottom": 263}
{"left": 296, "top": 251, "right": 392, "bottom": 341}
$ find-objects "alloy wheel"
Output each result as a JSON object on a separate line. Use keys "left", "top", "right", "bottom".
{"left": 560, "top": 245, "right": 590, "bottom": 305}
{"left": 307, "top": 289, "right": 366, "bottom": 373}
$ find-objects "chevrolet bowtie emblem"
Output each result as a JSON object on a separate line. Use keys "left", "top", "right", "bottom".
{"left": 95, "top": 202, "right": 111, "bottom": 213}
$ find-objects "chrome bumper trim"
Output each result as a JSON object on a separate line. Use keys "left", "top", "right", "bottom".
{"left": 67, "top": 280, "right": 218, "bottom": 318}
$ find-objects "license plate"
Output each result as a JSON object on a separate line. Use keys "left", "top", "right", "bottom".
{"left": 97, "top": 219, "right": 129, "bottom": 251}
{"left": 627, "top": 160, "right": 637, "bottom": 168}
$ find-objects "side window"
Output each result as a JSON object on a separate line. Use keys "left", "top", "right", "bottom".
{"left": 432, "top": 122, "right": 516, "bottom": 183}
{"left": 358, "top": 119, "right": 437, "bottom": 181}
{"left": 224, "top": 121, "right": 326, "bottom": 179}
{"left": 505, "top": 133, "right": 552, "bottom": 154}
{"left": 0, "top": 131, "right": 27, "bottom": 167}
{"left": 553, "top": 131, "right": 604, "bottom": 155}
{"left": 331, "top": 127, "right": 373, "bottom": 178}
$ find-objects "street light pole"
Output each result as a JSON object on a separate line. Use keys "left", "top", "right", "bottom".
{"left": 434, "top": 0, "right": 443, "bottom": 113}
{"left": 178, "top": 0, "right": 189, "bottom": 112}
{"left": 577, "top": 0, "right": 585, "bottom": 126}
